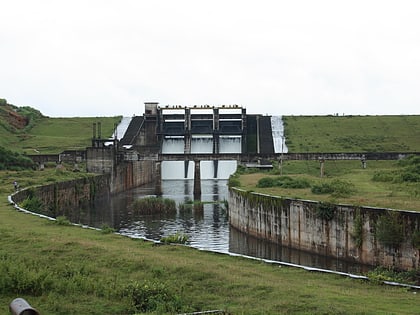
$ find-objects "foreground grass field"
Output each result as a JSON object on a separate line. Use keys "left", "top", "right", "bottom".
{"left": 236, "top": 159, "right": 420, "bottom": 211}
{"left": 1, "top": 168, "right": 420, "bottom": 314}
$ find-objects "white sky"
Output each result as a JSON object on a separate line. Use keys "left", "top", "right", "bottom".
{"left": 1, "top": 0, "right": 419, "bottom": 117}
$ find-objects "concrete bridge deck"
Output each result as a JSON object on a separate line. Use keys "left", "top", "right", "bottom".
{"left": 133, "top": 152, "right": 419, "bottom": 162}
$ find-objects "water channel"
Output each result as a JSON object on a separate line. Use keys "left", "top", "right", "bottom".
{"left": 91, "top": 178, "right": 371, "bottom": 275}
{"left": 83, "top": 116, "right": 372, "bottom": 275}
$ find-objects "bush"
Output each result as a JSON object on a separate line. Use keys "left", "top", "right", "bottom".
{"left": 375, "top": 212, "right": 404, "bottom": 248}
{"left": 124, "top": 280, "right": 183, "bottom": 313}
{"left": 311, "top": 179, "right": 355, "bottom": 197}
{"left": 100, "top": 224, "right": 115, "bottom": 234}
{"left": 256, "top": 177, "right": 276, "bottom": 188}
{"left": 0, "top": 146, "right": 35, "bottom": 170}
{"left": 228, "top": 175, "right": 241, "bottom": 188}
{"left": 311, "top": 182, "right": 334, "bottom": 194}
{"left": 256, "top": 176, "right": 310, "bottom": 189}
{"left": 20, "top": 196, "right": 43, "bottom": 212}
{"left": 372, "top": 171, "right": 395, "bottom": 182}
{"left": 55, "top": 216, "right": 71, "bottom": 226}
{"left": 367, "top": 266, "right": 420, "bottom": 285}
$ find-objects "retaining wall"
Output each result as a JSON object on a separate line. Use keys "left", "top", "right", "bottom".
{"left": 12, "top": 159, "right": 155, "bottom": 220}
{"left": 12, "top": 175, "right": 111, "bottom": 221}
{"left": 229, "top": 188, "right": 420, "bottom": 270}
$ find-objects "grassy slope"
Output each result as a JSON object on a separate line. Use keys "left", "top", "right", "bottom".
{"left": 0, "top": 114, "right": 121, "bottom": 154}
{"left": 1, "top": 171, "right": 419, "bottom": 314}
{"left": 283, "top": 115, "right": 420, "bottom": 153}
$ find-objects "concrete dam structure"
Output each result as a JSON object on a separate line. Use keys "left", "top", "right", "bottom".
{"left": 86, "top": 102, "right": 282, "bottom": 196}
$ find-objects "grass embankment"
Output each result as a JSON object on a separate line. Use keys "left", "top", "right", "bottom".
{"left": 283, "top": 115, "right": 420, "bottom": 153}
{"left": 0, "top": 111, "right": 121, "bottom": 154}
{"left": 236, "top": 159, "right": 420, "bottom": 211}
{"left": 1, "top": 169, "right": 420, "bottom": 314}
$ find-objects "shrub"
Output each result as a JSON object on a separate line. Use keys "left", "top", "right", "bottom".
{"left": 124, "top": 280, "right": 182, "bottom": 313}
{"left": 256, "top": 177, "right": 276, "bottom": 188}
{"left": 372, "top": 171, "right": 395, "bottom": 182}
{"left": 311, "top": 179, "right": 355, "bottom": 197}
{"left": 228, "top": 175, "right": 241, "bottom": 188}
{"left": 375, "top": 212, "right": 404, "bottom": 248}
{"left": 367, "top": 266, "right": 420, "bottom": 285}
{"left": 256, "top": 176, "right": 310, "bottom": 189}
{"left": 20, "top": 195, "right": 43, "bottom": 212}
{"left": 0, "top": 146, "right": 35, "bottom": 170}
{"left": 100, "top": 224, "right": 115, "bottom": 234}
{"left": 55, "top": 216, "right": 71, "bottom": 226}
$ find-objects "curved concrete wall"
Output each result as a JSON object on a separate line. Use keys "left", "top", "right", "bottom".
{"left": 229, "top": 188, "right": 420, "bottom": 270}
{"left": 12, "top": 159, "right": 155, "bottom": 220}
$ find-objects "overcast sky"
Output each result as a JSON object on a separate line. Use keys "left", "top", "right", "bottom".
{"left": 1, "top": 0, "right": 419, "bottom": 117}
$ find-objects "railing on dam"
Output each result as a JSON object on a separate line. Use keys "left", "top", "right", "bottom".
{"left": 132, "top": 151, "right": 420, "bottom": 162}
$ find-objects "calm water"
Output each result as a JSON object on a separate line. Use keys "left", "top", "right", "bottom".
{"left": 88, "top": 179, "right": 372, "bottom": 275}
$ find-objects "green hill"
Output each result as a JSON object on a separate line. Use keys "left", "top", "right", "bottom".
{"left": 284, "top": 115, "right": 420, "bottom": 153}
{"left": 0, "top": 98, "right": 121, "bottom": 154}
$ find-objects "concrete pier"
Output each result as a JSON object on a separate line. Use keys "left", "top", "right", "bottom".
{"left": 155, "top": 161, "right": 162, "bottom": 196}
{"left": 193, "top": 160, "right": 201, "bottom": 199}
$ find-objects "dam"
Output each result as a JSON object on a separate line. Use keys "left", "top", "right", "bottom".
{"left": 86, "top": 102, "right": 287, "bottom": 196}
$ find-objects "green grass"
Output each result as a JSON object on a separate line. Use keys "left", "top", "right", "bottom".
{"left": 1, "top": 167, "right": 420, "bottom": 314}
{"left": 238, "top": 160, "right": 420, "bottom": 211}
{"left": 283, "top": 115, "right": 420, "bottom": 152}
{"left": 0, "top": 116, "right": 121, "bottom": 154}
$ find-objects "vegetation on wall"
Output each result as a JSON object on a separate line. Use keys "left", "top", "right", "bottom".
{"left": 375, "top": 212, "right": 405, "bottom": 248}
{"left": 412, "top": 230, "right": 420, "bottom": 249}
{"left": 315, "top": 202, "right": 336, "bottom": 221}
{"left": 352, "top": 209, "right": 364, "bottom": 248}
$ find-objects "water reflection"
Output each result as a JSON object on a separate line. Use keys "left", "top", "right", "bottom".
{"left": 107, "top": 180, "right": 230, "bottom": 252}
{"left": 88, "top": 179, "right": 372, "bottom": 275}
{"left": 229, "top": 227, "right": 371, "bottom": 274}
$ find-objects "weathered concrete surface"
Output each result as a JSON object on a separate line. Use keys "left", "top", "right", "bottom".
{"left": 12, "top": 175, "right": 111, "bottom": 220}
{"left": 86, "top": 146, "right": 155, "bottom": 194}
{"left": 229, "top": 188, "right": 420, "bottom": 270}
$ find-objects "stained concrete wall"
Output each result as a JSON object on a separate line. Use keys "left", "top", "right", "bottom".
{"left": 12, "top": 145, "right": 156, "bottom": 221}
{"left": 12, "top": 175, "right": 111, "bottom": 220}
{"left": 229, "top": 188, "right": 420, "bottom": 270}
{"left": 86, "top": 147, "right": 155, "bottom": 194}
{"left": 111, "top": 160, "right": 154, "bottom": 194}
